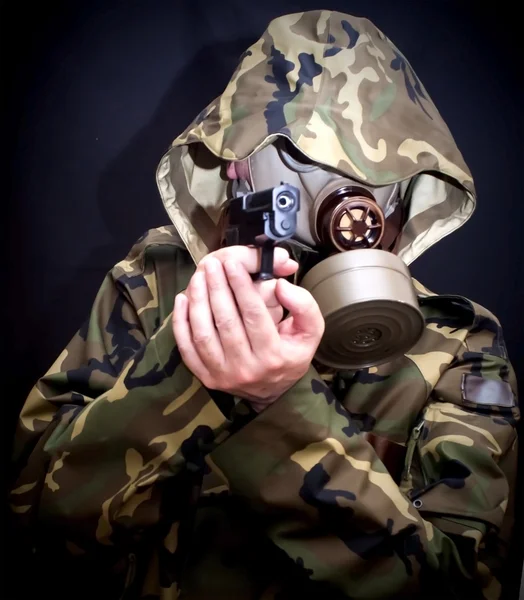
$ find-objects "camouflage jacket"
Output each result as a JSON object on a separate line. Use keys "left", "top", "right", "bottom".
{"left": 9, "top": 10, "right": 520, "bottom": 600}
{"left": 10, "top": 226, "right": 519, "bottom": 599}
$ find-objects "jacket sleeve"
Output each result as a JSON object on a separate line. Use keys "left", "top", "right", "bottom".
{"left": 210, "top": 312, "right": 519, "bottom": 598}
{"left": 8, "top": 235, "right": 231, "bottom": 573}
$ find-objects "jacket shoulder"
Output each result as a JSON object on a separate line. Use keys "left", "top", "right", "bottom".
{"left": 107, "top": 226, "right": 193, "bottom": 327}
{"left": 413, "top": 278, "right": 508, "bottom": 359}
{"left": 111, "top": 226, "right": 189, "bottom": 280}
{"left": 406, "top": 280, "right": 515, "bottom": 395}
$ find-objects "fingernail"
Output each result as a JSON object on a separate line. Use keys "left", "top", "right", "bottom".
{"left": 191, "top": 272, "right": 205, "bottom": 296}
{"left": 225, "top": 260, "right": 237, "bottom": 275}
{"left": 175, "top": 292, "right": 186, "bottom": 307}
{"left": 204, "top": 257, "right": 218, "bottom": 274}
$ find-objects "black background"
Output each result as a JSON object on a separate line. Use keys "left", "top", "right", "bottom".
{"left": 3, "top": 0, "right": 523, "bottom": 597}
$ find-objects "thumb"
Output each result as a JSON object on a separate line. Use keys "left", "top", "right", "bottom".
{"left": 275, "top": 278, "right": 325, "bottom": 338}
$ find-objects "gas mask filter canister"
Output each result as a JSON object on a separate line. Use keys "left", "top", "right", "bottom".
{"left": 247, "top": 139, "right": 425, "bottom": 370}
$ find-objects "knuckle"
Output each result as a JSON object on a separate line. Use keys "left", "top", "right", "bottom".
{"left": 264, "top": 354, "right": 284, "bottom": 373}
{"left": 298, "top": 292, "right": 316, "bottom": 314}
{"left": 200, "top": 374, "right": 215, "bottom": 389}
{"left": 237, "top": 367, "right": 257, "bottom": 385}
{"left": 294, "top": 286, "right": 314, "bottom": 306}
{"left": 189, "top": 282, "right": 204, "bottom": 301}
{"left": 206, "top": 273, "right": 223, "bottom": 290}
{"left": 192, "top": 331, "right": 213, "bottom": 346}
{"left": 206, "top": 249, "right": 224, "bottom": 260}
{"left": 197, "top": 256, "right": 209, "bottom": 271}
{"left": 213, "top": 246, "right": 247, "bottom": 263}
{"left": 213, "top": 247, "right": 232, "bottom": 261}
{"left": 214, "top": 314, "right": 237, "bottom": 331}
{"left": 242, "top": 304, "right": 264, "bottom": 325}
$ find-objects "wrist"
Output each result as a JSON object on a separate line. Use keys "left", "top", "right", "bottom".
{"left": 242, "top": 377, "right": 305, "bottom": 412}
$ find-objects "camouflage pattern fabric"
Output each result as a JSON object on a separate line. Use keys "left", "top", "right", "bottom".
{"left": 157, "top": 10, "right": 475, "bottom": 267}
{"left": 9, "top": 226, "right": 519, "bottom": 599}
{"left": 9, "top": 10, "right": 519, "bottom": 600}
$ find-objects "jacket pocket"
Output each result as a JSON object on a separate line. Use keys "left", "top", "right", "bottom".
{"left": 401, "top": 400, "right": 516, "bottom": 531}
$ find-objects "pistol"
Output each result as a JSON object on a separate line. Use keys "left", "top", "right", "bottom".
{"left": 223, "top": 183, "right": 300, "bottom": 280}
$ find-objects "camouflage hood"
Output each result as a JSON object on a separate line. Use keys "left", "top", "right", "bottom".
{"left": 156, "top": 10, "right": 476, "bottom": 266}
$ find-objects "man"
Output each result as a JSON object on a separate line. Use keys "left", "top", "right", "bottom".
{"left": 9, "top": 10, "right": 519, "bottom": 600}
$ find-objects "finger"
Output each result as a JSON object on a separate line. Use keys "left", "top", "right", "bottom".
{"left": 253, "top": 279, "right": 284, "bottom": 324}
{"left": 273, "top": 252, "right": 299, "bottom": 278}
{"left": 203, "top": 257, "right": 251, "bottom": 360}
{"left": 223, "top": 260, "right": 280, "bottom": 353}
{"left": 172, "top": 293, "right": 209, "bottom": 380}
{"left": 198, "top": 246, "right": 298, "bottom": 277}
{"left": 188, "top": 270, "right": 225, "bottom": 368}
{"left": 267, "top": 305, "right": 284, "bottom": 325}
{"left": 275, "top": 278, "right": 325, "bottom": 339}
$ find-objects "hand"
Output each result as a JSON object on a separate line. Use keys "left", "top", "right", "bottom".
{"left": 194, "top": 246, "right": 298, "bottom": 324}
{"left": 172, "top": 256, "right": 325, "bottom": 412}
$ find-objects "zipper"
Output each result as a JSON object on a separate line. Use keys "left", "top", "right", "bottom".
{"left": 402, "top": 419, "right": 425, "bottom": 483}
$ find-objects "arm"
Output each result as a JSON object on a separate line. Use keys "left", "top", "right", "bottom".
{"left": 9, "top": 232, "right": 229, "bottom": 580}
{"left": 210, "top": 314, "right": 519, "bottom": 598}
{"left": 9, "top": 235, "right": 299, "bottom": 596}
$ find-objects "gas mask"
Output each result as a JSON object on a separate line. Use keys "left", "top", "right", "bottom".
{"left": 236, "top": 138, "right": 425, "bottom": 370}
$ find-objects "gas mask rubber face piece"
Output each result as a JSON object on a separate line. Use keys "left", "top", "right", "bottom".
{"left": 248, "top": 139, "right": 425, "bottom": 370}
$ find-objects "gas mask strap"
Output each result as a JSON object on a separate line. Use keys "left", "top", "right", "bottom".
{"left": 380, "top": 200, "right": 404, "bottom": 253}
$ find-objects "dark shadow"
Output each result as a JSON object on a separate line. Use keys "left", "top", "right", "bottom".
{"left": 5, "top": 38, "right": 255, "bottom": 599}
{"left": 95, "top": 39, "right": 255, "bottom": 260}
{"left": 6, "top": 37, "right": 256, "bottom": 478}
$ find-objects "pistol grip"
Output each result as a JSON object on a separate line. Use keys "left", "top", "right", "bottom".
{"left": 257, "top": 244, "right": 275, "bottom": 280}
